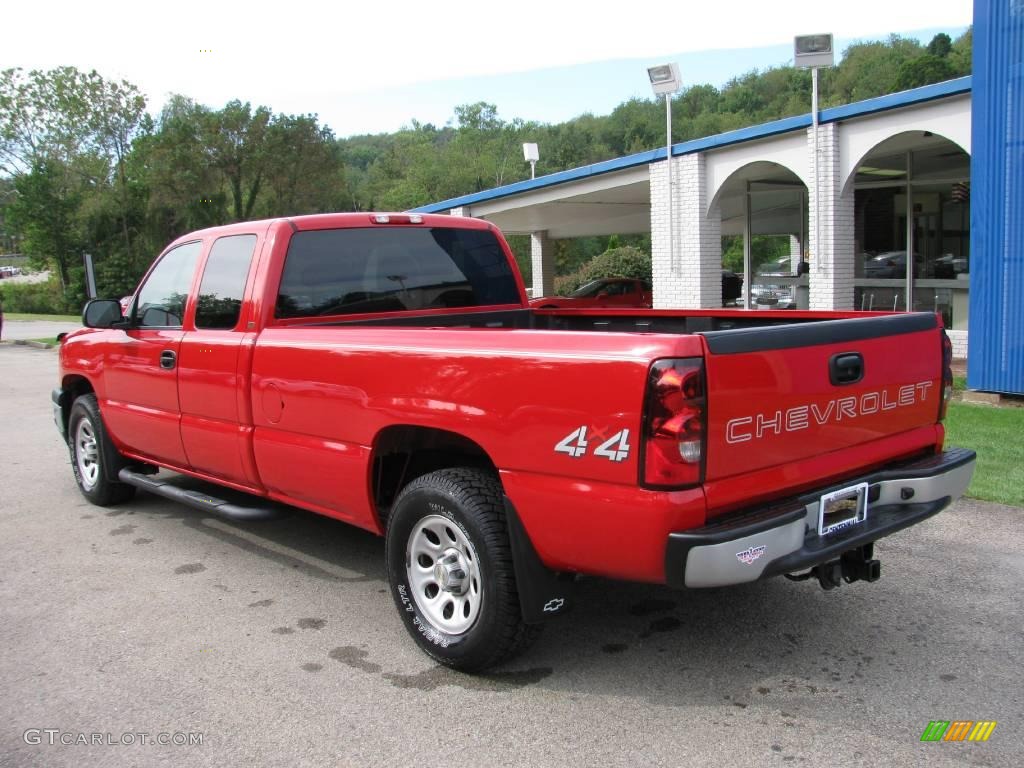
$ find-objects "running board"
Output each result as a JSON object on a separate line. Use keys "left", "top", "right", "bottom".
{"left": 118, "top": 468, "right": 287, "bottom": 521}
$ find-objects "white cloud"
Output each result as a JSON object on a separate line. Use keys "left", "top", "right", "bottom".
{"left": 5, "top": 0, "right": 971, "bottom": 129}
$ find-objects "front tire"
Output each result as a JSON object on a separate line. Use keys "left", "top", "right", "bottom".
{"left": 385, "top": 468, "right": 541, "bottom": 671}
{"left": 68, "top": 394, "right": 136, "bottom": 506}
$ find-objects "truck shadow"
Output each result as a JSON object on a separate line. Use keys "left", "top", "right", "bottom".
{"left": 526, "top": 573, "right": 912, "bottom": 708}
{"left": 119, "top": 491, "right": 387, "bottom": 583}
{"left": 120, "top": 491, "right": 916, "bottom": 706}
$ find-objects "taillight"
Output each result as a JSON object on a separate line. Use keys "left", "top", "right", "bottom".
{"left": 939, "top": 329, "right": 953, "bottom": 421}
{"left": 641, "top": 358, "right": 706, "bottom": 488}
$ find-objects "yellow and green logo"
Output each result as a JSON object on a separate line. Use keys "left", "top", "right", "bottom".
{"left": 920, "top": 721, "right": 997, "bottom": 742}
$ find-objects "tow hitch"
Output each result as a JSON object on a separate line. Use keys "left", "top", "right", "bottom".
{"left": 785, "top": 544, "right": 881, "bottom": 590}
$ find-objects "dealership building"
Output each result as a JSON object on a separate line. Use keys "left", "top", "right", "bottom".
{"left": 415, "top": 0, "right": 1022, "bottom": 395}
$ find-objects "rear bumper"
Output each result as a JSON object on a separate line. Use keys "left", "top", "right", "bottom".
{"left": 665, "top": 448, "right": 975, "bottom": 588}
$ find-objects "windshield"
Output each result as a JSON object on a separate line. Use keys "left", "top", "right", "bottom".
{"left": 869, "top": 251, "right": 907, "bottom": 263}
{"left": 569, "top": 280, "right": 610, "bottom": 298}
{"left": 757, "top": 257, "right": 791, "bottom": 274}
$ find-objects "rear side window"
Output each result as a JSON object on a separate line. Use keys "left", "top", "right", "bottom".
{"left": 195, "top": 234, "right": 257, "bottom": 329}
{"left": 134, "top": 241, "right": 202, "bottom": 327}
{"left": 276, "top": 227, "right": 520, "bottom": 318}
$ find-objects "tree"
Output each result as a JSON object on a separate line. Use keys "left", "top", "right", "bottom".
{"left": 896, "top": 55, "right": 956, "bottom": 91}
{"left": 146, "top": 98, "right": 346, "bottom": 229}
{"left": 927, "top": 33, "right": 953, "bottom": 58}
{"left": 6, "top": 159, "right": 85, "bottom": 291}
{"left": 830, "top": 35, "right": 926, "bottom": 104}
{"left": 949, "top": 28, "right": 973, "bottom": 75}
{"left": 362, "top": 125, "right": 441, "bottom": 210}
{"left": 260, "top": 114, "right": 346, "bottom": 216}
{"left": 0, "top": 66, "right": 92, "bottom": 177}
{"left": 204, "top": 100, "right": 273, "bottom": 221}
{"left": 554, "top": 246, "right": 651, "bottom": 295}
{"left": 449, "top": 102, "right": 533, "bottom": 189}
{"left": 602, "top": 98, "right": 661, "bottom": 155}
{"left": 0, "top": 29, "right": 976, "bottom": 315}
{"left": 0, "top": 67, "right": 150, "bottom": 300}
{"left": 144, "top": 95, "right": 227, "bottom": 238}
{"left": 80, "top": 73, "right": 149, "bottom": 264}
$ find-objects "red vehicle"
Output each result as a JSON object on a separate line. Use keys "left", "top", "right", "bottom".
{"left": 533, "top": 272, "right": 744, "bottom": 309}
{"left": 53, "top": 213, "right": 974, "bottom": 671}
{"left": 531, "top": 277, "right": 652, "bottom": 309}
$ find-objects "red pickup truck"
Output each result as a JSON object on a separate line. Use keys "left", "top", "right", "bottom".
{"left": 53, "top": 213, "right": 975, "bottom": 671}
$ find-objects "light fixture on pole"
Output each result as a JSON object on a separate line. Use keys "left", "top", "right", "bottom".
{"left": 794, "top": 34, "right": 834, "bottom": 276}
{"left": 523, "top": 143, "right": 539, "bottom": 180}
{"left": 648, "top": 62, "right": 682, "bottom": 272}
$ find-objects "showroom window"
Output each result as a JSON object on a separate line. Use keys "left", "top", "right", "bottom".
{"left": 853, "top": 136, "right": 970, "bottom": 329}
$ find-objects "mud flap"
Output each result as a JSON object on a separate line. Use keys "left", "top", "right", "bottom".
{"left": 503, "top": 496, "right": 576, "bottom": 624}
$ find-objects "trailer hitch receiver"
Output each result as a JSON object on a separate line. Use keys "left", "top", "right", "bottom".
{"left": 786, "top": 544, "right": 881, "bottom": 590}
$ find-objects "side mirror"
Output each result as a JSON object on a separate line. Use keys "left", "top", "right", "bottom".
{"left": 596, "top": 291, "right": 609, "bottom": 300}
{"left": 82, "top": 299, "right": 125, "bottom": 329}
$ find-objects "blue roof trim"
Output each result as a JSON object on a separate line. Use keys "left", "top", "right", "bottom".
{"left": 411, "top": 149, "right": 663, "bottom": 213}
{"left": 820, "top": 76, "right": 971, "bottom": 123}
{"left": 412, "top": 76, "right": 973, "bottom": 214}
{"left": 672, "top": 114, "right": 811, "bottom": 155}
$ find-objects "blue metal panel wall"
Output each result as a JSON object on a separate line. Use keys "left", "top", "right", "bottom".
{"left": 969, "top": 0, "right": 1024, "bottom": 394}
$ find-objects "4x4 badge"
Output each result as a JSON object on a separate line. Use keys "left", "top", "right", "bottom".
{"left": 736, "top": 545, "right": 766, "bottom": 565}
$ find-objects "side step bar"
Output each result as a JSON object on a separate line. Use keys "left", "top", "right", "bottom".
{"left": 118, "top": 468, "right": 286, "bottom": 522}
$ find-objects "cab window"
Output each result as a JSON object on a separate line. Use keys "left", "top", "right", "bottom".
{"left": 195, "top": 234, "right": 257, "bottom": 330}
{"left": 133, "top": 241, "right": 202, "bottom": 328}
{"left": 276, "top": 227, "right": 520, "bottom": 318}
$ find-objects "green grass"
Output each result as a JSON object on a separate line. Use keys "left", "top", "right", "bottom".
{"left": 1, "top": 337, "right": 58, "bottom": 347}
{"left": 3, "top": 312, "right": 81, "bottom": 322}
{"left": 944, "top": 402, "right": 1024, "bottom": 507}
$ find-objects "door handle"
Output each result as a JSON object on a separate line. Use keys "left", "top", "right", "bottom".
{"left": 160, "top": 350, "right": 177, "bottom": 370}
{"left": 829, "top": 352, "right": 863, "bottom": 385}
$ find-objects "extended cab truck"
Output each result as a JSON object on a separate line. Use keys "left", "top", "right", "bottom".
{"left": 53, "top": 213, "right": 975, "bottom": 671}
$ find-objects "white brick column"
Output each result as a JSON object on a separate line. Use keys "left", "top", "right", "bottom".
{"left": 530, "top": 230, "right": 555, "bottom": 298}
{"left": 807, "top": 123, "right": 855, "bottom": 310}
{"left": 789, "top": 235, "right": 802, "bottom": 264}
{"left": 448, "top": 206, "right": 469, "bottom": 216}
{"left": 947, "top": 330, "right": 968, "bottom": 359}
{"left": 650, "top": 154, "right": 722, "bottom": 308}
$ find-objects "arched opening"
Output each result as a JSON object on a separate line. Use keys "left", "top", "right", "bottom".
{"left": 850, "top": 132, "right": 970, "bottom": 329}
{"left": 714, "top": 161, "right": 809, "bottom": 309}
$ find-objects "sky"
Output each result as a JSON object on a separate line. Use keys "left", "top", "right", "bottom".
{"left": 4, "top": 0, "right": 973, "bottom": 137}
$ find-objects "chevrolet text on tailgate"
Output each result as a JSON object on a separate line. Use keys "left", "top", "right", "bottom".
{"left": 53, "top": 213, "right": 975, "bottom": 671}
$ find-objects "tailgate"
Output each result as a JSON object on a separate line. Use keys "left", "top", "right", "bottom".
{"left": 701, "top": 313, "right": 942, "bottom": 489}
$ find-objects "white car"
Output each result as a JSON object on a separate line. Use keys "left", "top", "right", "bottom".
{"left": 751, "top": 257, "right": 805, "bottom": 309}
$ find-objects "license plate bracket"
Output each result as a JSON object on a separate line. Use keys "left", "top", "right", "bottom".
{"left": 818, "top": 482, "right": 869, "bottom": 536}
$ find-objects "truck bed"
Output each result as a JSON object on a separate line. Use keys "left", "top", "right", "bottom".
{"left": 308, "top": 306, "right": 907, "bottom": 334}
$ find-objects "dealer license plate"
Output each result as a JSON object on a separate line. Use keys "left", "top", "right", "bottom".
{"left": 818, "top": 483, "right": 869, "bottom": 536}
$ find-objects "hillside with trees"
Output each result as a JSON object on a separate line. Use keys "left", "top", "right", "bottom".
{"left": 0, "top": 31, "right": 971, "bottom": 312}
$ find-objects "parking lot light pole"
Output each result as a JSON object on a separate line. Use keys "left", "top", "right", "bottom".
{"left": 648, "top": 63, "right": 682, "bottom": 273}
{"left": 523, "top": 143, "right": 539, "bottom": 180}
{"left": 794, "top": 34, "right": 835, "bottom": 278}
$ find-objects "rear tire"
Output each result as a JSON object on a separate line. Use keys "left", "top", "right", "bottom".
{"left": 68, "top": 394, "right": 136, "bottom": 506}
{"left": 385, "top": 468, "right": 541, "bottom": 671}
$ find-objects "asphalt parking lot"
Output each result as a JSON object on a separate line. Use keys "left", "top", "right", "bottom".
{"left": 0, "top": 318, "right": 82, "bottom": 342}
{"left": 1, "top": 341, "right": 1021, "bottom": 767}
